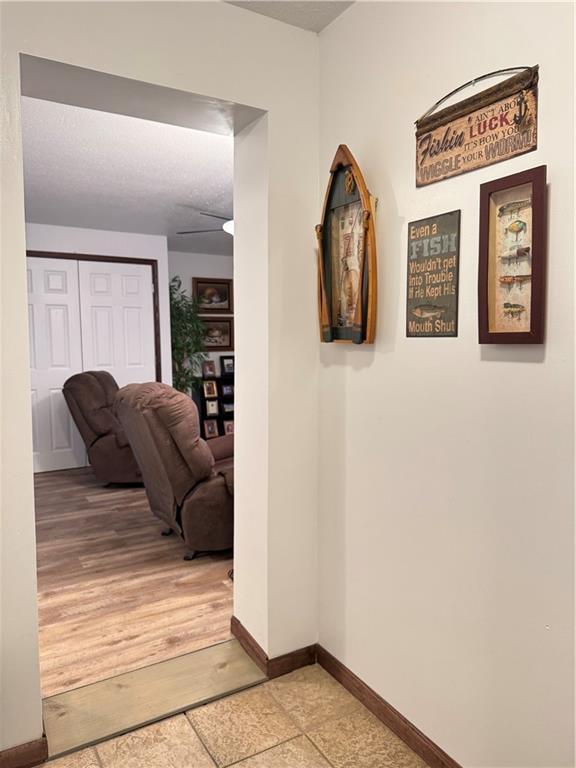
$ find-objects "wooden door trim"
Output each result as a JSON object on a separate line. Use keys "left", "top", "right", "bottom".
{"left": 27, "top": 251, "right": 162, "bottom": 382}
{"left": 0, "top": 735, "right": 48, "bottom": 768}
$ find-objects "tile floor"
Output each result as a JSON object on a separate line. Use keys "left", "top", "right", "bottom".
{"left": 47, "top": 665, "right": 428, "bottom": 768}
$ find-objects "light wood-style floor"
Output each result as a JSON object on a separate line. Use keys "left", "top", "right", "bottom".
{"left": 35, "top": 468, "right": 233, "bottom": 698}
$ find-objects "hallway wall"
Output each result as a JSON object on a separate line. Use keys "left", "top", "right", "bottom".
{"left": 317, "top": 3, "right": 574, "bottom": 767}
{"left": 0, "top": 2, "right": 319, "bottom": 751}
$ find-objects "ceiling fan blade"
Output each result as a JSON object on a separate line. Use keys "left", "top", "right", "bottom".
{"left": 177, "top": 204, "right": 232, "bottom": 221}
{"left": 199, "top": 211, "right": 231, "bottom": 221}
{"left": 176, "top": 229, "right": 223, "bottom": 235}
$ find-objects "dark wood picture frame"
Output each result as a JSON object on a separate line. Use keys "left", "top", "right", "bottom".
{"left": 193, "top": 277, "right": 234, "bottom": 313}
{"left": 201, "top": 317, "right": 234, "bottom": 352}
{"left": 478, "top": 165, "right": 547, "bottom": 344}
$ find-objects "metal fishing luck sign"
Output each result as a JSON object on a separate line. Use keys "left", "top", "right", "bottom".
{"left": 415, "top": 66, "right": 539, "bottom": 187}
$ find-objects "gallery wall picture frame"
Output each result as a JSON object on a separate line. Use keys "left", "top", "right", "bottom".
{"left": 478, "top": 165, "right": 547, "bottom": 344}
{"left": 316, "top": 144, "right": 377, "bottom": 344}
{"left": 193, "top": 278, "right": 234, "bottom": 313}
{"left": 222, "top": 384, "right": 234, "bottom": 397}
{"left": 204, "top": 419, "right": 219, "bottom": 439}
{"left": 201, "top": 318, "right": 234, "bottom": 352}
{"left": 206, "top": 399, "right": 219, "bottom": 416}
{"left": 220, "top": 356, "right": 235, "bottom": 376}
{"left": 202, "top": 360, "right": 217, "bottom": 378}
{"left": 224, "top": 421, "right": 234, "bottom": 435}
{"left": 203, "top": 380, "right": 218, "bottom": 399}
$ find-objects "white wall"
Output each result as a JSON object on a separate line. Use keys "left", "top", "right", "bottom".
{"left": 0, "top": 2, "right": 319, "bottom": 751}
{"left": 169, "top": 250, "right": 233, "bottom": 284}
{"left": 168, "top": 249, "right": 234, "bottom": 368}
{"left": 318, "top": 4, "right": 574, "bottom": 768}
{"left": 26, "top": 223, "right": 173, "bottom": 384}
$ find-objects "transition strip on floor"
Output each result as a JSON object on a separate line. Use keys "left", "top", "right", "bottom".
{"left": 43, "top": 638, "right": 266, "bottom": 757}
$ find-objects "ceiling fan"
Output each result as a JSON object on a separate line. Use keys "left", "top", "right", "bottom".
{"left": 177, "top": 208, "right": 234, "bottom": 237}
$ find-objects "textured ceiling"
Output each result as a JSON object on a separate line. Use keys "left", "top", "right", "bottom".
{"left": 21, "top": 97, "right": 234, "bottom": 255}
{"left": 226, "top": 1, "right": 353, "bottom": 32}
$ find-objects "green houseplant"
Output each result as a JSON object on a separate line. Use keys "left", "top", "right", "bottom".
{"left": 169, "top": 276, "right": 207, "bottom": 395}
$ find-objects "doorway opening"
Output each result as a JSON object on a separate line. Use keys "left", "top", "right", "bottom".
{"left": 20, "top": 54, "right": 266, "bottom": 754}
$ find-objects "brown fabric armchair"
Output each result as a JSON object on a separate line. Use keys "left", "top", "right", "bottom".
{"left": 63, "top": 371, "right": 141, "bottom": 484}
{"left": 114, "top": 382, "right": 233, "bottom": 558}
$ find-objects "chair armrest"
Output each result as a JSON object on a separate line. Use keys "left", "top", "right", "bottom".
{"left": 208, "top": 434, "right": 234, "bottom": 462}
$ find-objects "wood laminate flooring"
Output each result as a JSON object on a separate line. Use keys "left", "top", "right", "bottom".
{"left": 43, "top": 639, "right": 266, "bottom": 757}
{"left": 35, "top": 468, "right": 233, "bottom": 698}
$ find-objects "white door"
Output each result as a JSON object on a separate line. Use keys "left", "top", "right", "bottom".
{"left": 27, "top": 257, "right": 87, "bottom": 472}
{"left": 78, "top": 261, "right": 156, "bottom": 387}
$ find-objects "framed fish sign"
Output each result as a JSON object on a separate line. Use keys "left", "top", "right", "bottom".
{"left": 478, "top": 165, "right": 547, "bottom": 344}
{"left": 406, "top": 210, "right": 460, "bottom": 337}
{"left": 415, "top": 66, "right": 538, "bottom": 187}
{"left": 316, "top": 145, "right": 377, "bottom": 344}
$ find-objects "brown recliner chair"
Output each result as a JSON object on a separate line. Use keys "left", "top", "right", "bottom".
{"left": 114, "top": 382, "right": 233, "bottom": 558}
{"left": 63, "top": 371, "right": 141, "bottom": 484}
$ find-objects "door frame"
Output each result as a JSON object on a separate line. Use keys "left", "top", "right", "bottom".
{"left": 27, "top": 251, "right": 162, "bottom": 381}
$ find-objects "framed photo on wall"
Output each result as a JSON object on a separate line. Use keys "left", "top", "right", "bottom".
{"left": 204, "top": 419, "right": 219, "bottom": 439}
{"left": 202, "top": 360, "right": 217, "bottom": 378}
{"left": 201, "top": 318, "right": 234, "bottom": 351}
{"left": 224, "top": 421, "right": 234, "bottom": 435}
{"left": 203, "top": 380, "right": 218, "bottom": 399}
{"left": 478, "top": 165, "right": 547, "bottom": 344}
{"left": 206, "top": 399, "right": 219, "bottom": 416}
{"left": 193, "top": 278, "right": 233, "bottom": 313}
{"left": 220, "top": 356, "right": 235, "bottom": 376}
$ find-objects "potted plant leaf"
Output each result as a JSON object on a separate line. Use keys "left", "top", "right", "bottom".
{"left": 169, "top": 276, "right": 207, "bottom": 399}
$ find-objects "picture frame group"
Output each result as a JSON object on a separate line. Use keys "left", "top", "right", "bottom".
{"left": 203, "top": 417, "right": 234, "bottom": 439}
{"left": 200, "top": 353, "right": 235, "bottom": 441}
{"left": 193, "top": 278, "right": 235, "bottom": 352}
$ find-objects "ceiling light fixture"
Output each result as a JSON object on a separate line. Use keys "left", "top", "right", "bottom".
{"left": 222, "top": 220, "right": 234, "bottom": 236}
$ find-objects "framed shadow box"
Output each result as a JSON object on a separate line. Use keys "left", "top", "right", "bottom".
{"left": 478, "top": 165, "right": 547, "bottom": 344}
{"left": 316, "top": 145, "right": 377, "bottom": 344}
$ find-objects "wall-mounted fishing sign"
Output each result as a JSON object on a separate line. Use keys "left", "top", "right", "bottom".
{"left": 415, "top": 66, "right": 538, "bottom": 187}
{"left": 406, "top": 210, "right": 460, "bottom": 338}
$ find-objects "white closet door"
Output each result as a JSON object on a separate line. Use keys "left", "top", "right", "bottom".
{"left": 78, "top": 261, "right": 156, "bottom": 388}
{"left": 27, "top": 257, "right": 87, "bottom": 472}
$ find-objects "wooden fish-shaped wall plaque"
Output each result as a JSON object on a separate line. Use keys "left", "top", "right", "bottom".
{"left": 316, "top": 145, "right": 377, "bottom": 344}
